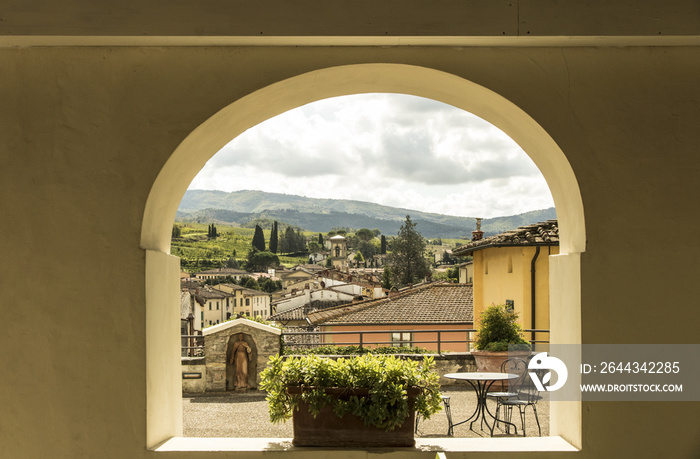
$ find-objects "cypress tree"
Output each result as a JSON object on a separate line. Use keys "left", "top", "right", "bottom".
{"left": 295, "top": 229, "right": 306, "bottom": 252}
{"left": 252, "top": 224, "right": 266, "bottom": 251}
{"left": 282, "top": 226, "right": 296, "bottom": 253}
{"left": 269, "top": 221, "right": 278, "bottom": 253}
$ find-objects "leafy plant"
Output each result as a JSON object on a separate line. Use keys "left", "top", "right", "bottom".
{"left": 259, "top": 354, "right": 442, "bottom": 431}
{"left": 474, "top": 304, "right": 531, "bottom": 352}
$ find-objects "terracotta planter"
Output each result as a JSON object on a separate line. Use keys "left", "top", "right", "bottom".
{"left": 471, "top": 350, "right": 532, "bottom": 390}
{"left": 288, "top": 386, "right": 419, "bottom": 447}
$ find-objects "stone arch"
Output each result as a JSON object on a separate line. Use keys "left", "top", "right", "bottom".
{"left": 141, "top": 63, "right": 585, "bottom": 447}
{"left": 142, "top": 64, "right": 584, "bottom": 255}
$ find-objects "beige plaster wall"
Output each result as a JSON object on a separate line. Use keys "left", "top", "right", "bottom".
{"left": 1, "top": 9, "right": 699, "bottom": 458}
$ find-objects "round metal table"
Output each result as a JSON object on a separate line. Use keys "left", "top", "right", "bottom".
{"left": 444, "top": 372, "right": 520, "bottom": 436}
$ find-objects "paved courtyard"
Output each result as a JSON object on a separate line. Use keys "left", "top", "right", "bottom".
{"left": 183, "top": 386, "right": 549, "bottom": 439}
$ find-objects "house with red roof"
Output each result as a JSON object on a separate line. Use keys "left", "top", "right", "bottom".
{"left": 307, "top": 282, "right": 474, "bottom": 352}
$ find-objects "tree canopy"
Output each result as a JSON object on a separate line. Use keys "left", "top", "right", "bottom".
{"left": 245, "top": 249, "right": 279, "bottom": 272}
{"left": 388, "top": 215, "right": 431, "bottom": 287}
{"left": 279, "top": 226, "right": 306, "bottom": 253}
{"left": 356, "top": 240, "right": 377, "bottom": 261}
{"left": 355, "top": 228, "right": 375, "bottom": 242}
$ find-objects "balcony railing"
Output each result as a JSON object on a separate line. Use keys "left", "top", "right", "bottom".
{"left": 280, "top": 328, "right": 550, "bottom": 354}
{"left": 181, "top": 334, "right": 204, "bottom": 357}
{"left": 180, "top": 328, "right": 550, "bottom": 356}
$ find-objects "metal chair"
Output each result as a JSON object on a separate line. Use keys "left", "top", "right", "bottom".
{"left": 486, "top": 357, "right": 528, "bottom": 434}
{"left": 498, "top": 366, "right": 542, "bottom": 436}
{"left": 415, "top": 394, "right": 454, "bottom": 436}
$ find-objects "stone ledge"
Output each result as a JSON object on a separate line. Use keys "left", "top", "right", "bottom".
{"left": 154, "top": 436, "right": 579, "bottom": 454}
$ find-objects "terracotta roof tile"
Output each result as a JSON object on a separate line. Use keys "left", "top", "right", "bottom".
{"left": 269, "top": 304, "right": 308, "bottom": 322}
{"left": 453, "top": 220, "right": 559, "bottom": 256}
{"left": 307, "top": 282, "right": 473, "bottom": 325}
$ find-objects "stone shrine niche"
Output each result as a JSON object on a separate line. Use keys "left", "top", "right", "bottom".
{"left": 226, "top": 332, "right": 257, "bottom": 390}
{"left": 202, "top": 318, "right": 281, "bottom": 392}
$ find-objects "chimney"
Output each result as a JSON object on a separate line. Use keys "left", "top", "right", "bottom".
{"left": 472, "top": 218, "right": 484, "bottom": 241}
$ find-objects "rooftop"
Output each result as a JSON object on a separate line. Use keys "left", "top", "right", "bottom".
{"left": 453, "top": 220, "right": 559, "bottom": 257}
{"left": 269, "top": 303, "right": 308, "bottom": 322}
{"left": 194, "top": 287, "right": 230, "bottom": 302}
{"left": 213, "top": 283, "right": 269, "bottom": 297}
{"left": 195, "top": 268, "right": 248, "bottom": 275}
{"left": 308, "top": 282, "right": 473, "bottom": 326}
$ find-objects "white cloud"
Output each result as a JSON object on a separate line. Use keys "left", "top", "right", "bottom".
{"left": 187, "top": 93, "right": 554, "bottom": 218}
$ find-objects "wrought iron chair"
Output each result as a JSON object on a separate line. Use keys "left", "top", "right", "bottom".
{"left": 497, "top": 365, "right": 542, "bottom": 436}
{"left": 415, "top": 394, "right": 454, "bottom": 436}
{"left": 486, "top": 357, "right": 528, "bottom": 434}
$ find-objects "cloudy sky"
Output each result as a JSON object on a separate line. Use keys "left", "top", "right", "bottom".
{"left": 188, "top": 94, "right": 554, "bottom": 218}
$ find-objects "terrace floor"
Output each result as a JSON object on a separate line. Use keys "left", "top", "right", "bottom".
{"left": 183, "top": 386, "right": 549, "bottom": 438}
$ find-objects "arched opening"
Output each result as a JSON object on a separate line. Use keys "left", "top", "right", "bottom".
{"left": 142, "top": 63, "right": 585, "bottom": 451}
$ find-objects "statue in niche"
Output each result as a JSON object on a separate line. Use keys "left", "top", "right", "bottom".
{"left": 229, "top": 333, "right": 252, "bottom": 390}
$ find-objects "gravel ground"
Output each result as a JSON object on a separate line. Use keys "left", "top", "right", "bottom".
{"left": 182, "top": 387, "right": 549, "bottom": 438}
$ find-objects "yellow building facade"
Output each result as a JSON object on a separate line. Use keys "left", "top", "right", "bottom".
{"left": 471, "top": 245, "right": 559, "bottom": 350}
{"left": 455, "top": 221, "right": 559, "bottom": 350}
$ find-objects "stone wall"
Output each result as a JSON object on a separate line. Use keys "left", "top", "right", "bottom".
{"left": 181, "top": 358, "right": 206, "bottom": 393}
{"left": 183, "top": 350, "right": 476, "bottom": 394}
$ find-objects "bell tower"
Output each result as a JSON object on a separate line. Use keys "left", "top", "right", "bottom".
{"left": 329, "top": 235, "right": 347, "bottom": 271}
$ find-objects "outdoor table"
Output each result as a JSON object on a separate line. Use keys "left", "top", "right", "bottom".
{"left": 444, "top": 372, "right": 520, "bottom": 436}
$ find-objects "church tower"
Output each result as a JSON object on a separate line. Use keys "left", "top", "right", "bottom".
{"left": 329, "top": 235, "right": 348, "bottom": 271}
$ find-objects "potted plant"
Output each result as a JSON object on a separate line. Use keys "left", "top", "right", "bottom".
{"left": 472, "top": 304, "right": 532, "bottom": 374}
{"left": 259, "top": 353, "right": 443, "bottom": 447}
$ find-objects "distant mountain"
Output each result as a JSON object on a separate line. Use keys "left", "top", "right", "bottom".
{"left": 177, "top": 190, "right": 556, "bottom": 239}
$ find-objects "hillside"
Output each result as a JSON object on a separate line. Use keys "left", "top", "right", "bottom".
{"left": 177, "top": 190, "right": 556, "bottom": 239}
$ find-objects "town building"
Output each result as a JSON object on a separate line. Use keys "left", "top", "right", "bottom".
{"left": 212, "top": 283, "right": 272, "bottom": 319}
{"left": 272, "top": 285, "right": 359, "bottom": 315}
{"left": 278, "top": 268, "right": 316, "bottom": 289}
{"left": 458, "top": 261, "right": 474, "bottom": 284}
{"left": 195, "top": 287, "right": 233, "bottom": 327}
{"left": 318, "top": 268, "right": 386, "bottom": 299}
{"left": 307, "top": 282, "right": 474, "bottom": 352}
{"left": 193, "top": 267, "right": 248, "bottom": 282}
{"left": 453, "top": 220, "right": 559, "bottom": 350}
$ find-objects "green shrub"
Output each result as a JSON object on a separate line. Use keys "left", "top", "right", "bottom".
{"left": 474, "top": 304, "right": 531, "bottom": 352}
{"left": 259, "top": 354, "right": 442, "bottom": 431}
